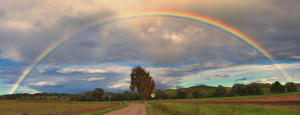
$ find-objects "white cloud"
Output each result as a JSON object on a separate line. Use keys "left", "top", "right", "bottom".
{"left": 29, "top": 81, "right": 57, "bottom": 87}
{"left": 162, "top": 32, "right": 184, "bottom": 43}
{"left": 57, "top": 65, "right": 131, "bottom": 74}
{"left": 86, "top": 77, "right": 105, "bottom": 82}
{"left": 242, "top": 77, "right": 284, "bottom": 83}
{"left": 290, "top": 56, "right": 300, "bottom": 60}
{"left": 147, "top": 27, "right": 156, "bottom": 33}
{"left": 4, "top": 19, "right": 34, "bottom": 31}
{"left": 0, "top": 84, "right": 41, "bottom": 95}
{"left": 179, "top": 62, "right": 300, "bottom": 87}
{"left": 108, "top": 83, "right": 129, "bottom": 89}
{"left": 36, "top": 64, "right": 59, "bottom": 73}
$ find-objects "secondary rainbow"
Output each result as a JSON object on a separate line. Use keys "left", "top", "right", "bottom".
{"left": 8, "top": 11, "right": 290, "bottom": 94}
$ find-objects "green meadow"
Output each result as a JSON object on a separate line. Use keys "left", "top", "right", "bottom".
{"left": 146, "top": 102, "right": 300, "bottom": 115}
{"left": 145, "top": 92, "right": 300, "bottom": 115}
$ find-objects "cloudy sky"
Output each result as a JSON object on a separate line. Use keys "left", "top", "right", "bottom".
{"left": 1, "top": 0, "right": 300, "bottom": 95}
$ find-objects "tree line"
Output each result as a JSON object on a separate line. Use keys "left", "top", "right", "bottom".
{"left": 0, "top": 66, "right": 299, "bottom": 101}
{"left": 170, "top": 81, "right": 298, "bottom": 99}
{"left": 1, "top": 81, "right": 298, "bottom": 101}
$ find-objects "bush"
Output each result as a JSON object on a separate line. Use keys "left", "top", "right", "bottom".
{"left": 154, "top": 90, "right": 168, "bottom": 100}
{"left": 176, "top": 90, "right": 187, "bottom": 99}
{"left": 270, "top": 81, "right": 285, "bottom": 93}
{"left": 231, "top": 84, "right": 247, "bottom": 96}
{"left": 285, "top": 82, "right": 297, "bottom": 92}
{"left": 246, "top": 83, "right": 263, "bottom": 95}
{"left": 213, "top": 85, "right": 227, "bottom": 97}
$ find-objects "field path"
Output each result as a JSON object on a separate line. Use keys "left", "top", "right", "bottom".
{"left": 103, "top": 103, "right": 146, "bottom": 115}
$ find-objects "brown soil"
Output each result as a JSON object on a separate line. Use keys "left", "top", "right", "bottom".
{"left": 5, "top": 104, "right": 119, "bottom": 115}
{"left": 190, "top": 94, "right": 300, "bottom": 106}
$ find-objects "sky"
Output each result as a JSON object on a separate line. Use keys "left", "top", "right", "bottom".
{"left": 1, "top": 0, "right": 300, "bottom": 95}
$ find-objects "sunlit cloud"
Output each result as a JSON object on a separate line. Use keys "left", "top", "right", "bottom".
{"left": 86, "top": 77, "right": 105, "bottom": 82}
{"left": 29, "top": 81, "right": 57, "bottom": 87}
{"left": 242, "top": 77, "right": 284, "bottom": 84}
{"left": 57, "top": 65, "right": 131, "bottom": 74}
{"left": 108, "top": 83, "right": 129, "bottom": 90}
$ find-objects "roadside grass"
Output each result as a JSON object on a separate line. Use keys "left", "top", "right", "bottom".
{"left": 148, "top": 102, "right": 300, "bottom": 115}
{"left": 145, "top": 103, "right": 168, "bottom": 115}
{"left": 81, "top": 104, "right": 128, "bottom": 115}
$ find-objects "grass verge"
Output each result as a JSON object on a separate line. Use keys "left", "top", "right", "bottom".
{"left": 145, "top": 103, "right": 168, "bottom": 115}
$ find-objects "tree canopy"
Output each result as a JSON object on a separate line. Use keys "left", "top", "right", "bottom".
{"left": 271, "top": 81, "right": 285, "bottom": 93}
{"left": 129, "top": 66, "right": 155, "bottom": 101}
{"left": 285, "top": 82, "right": 297, "bottom": 92}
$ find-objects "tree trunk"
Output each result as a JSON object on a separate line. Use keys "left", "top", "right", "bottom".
{"left": 141, "top": 94, "right": 144, "bottom": 103}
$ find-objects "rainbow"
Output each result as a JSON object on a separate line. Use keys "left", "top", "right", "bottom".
{"left": 8, "top": 11, "right": 290, "bottom": 94}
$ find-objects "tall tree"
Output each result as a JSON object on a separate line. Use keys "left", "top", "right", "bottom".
{"left": 129, "top": 66, "right": 155, "bottom": 101}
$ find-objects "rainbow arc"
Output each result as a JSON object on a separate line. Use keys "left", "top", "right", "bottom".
{"left": 8, "top": 11, "right": 290, "bottom": 94}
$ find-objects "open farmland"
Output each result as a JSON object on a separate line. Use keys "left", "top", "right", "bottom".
{"left": 174, "top": 92, "right": 300, "bottom": 106}
{"left": 146, "top": 93, "right": 300, "bottom": 115}
{"left": 0, "top": 101, "right": 121, "bottom": 115}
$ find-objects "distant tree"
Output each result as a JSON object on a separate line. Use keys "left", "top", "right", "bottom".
{"left": 213, "top": 85, "right": 227, "bottom": 97}
{"left": 270, "top": 81, "right": 285, "bottom": 93}
{"left": 285, "top": 82, "right": 297, "bottom": 92}
{"left": 231, "top": 84, "right": 247, "bottom": 96}
{"left": 176, "top": 90, "right": 187, "bottom": 99}
{"left": 123, "top": 91, "right": 132, "bottom": 100}
{"left": 92, "top": 88, "right": 104, "bottom": 101}
{"left": 198, "top": 90, "right": 206, "bottom": 98}
{"left": 246, "top": 83, "right": 263, "bottom": 95}
{"left": 78, "top": 91, "right": 93, "bottom": 101}
{"left": 192, "top": 91, "right": 200, "bottom": 98}
{"left": 154, "top": 89, "right": 168, "bottom": 100}
{"left": 129, "top": 66, "right": 155, "bottom": 102}
{"left": 115, "top": 93, "right": 125, "bottom": 101}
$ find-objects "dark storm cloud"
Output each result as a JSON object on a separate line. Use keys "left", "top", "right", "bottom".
{"left": 0, "top": 10, "right": 5, "bottom": 18}
{"left": 1, "top": 0, "right": 300, "bottom": 65}
{"left": 0, "top": 6, "right": 114, "bottom": 63}
{"left": 1, "top": 0, "right": 300, "bottom": 94}
{"left": 171, "top": 0, "right": 300, "bottom": 61}
{"left": 234, "top": 77, "right": 247, "bottom": 82}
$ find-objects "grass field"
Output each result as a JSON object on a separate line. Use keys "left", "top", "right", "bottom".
{"left": 146, "top": 92, "right": 300, "bottom": 115}
{"left": 1, "top": 92, "right": 300, "bottom": 114}
{"left": 147, "top": 102, "right": 300, "bottom": 115}
{"left": 0, "top": 101, "right": 122, "bottom": 115}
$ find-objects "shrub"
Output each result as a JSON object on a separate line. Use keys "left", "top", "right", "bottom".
{"left": 270, "top": 81, "right": 285, "bottom": 93}
{"left": 285, "top": 82, "right": 297, "bottom": 92}
{"left": 213, "top": 85, "right": 227, "bottom": 97}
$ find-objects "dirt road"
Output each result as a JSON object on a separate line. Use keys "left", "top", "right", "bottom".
{"left": 103, "top": 103, "right": 146, "bottom": 115}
